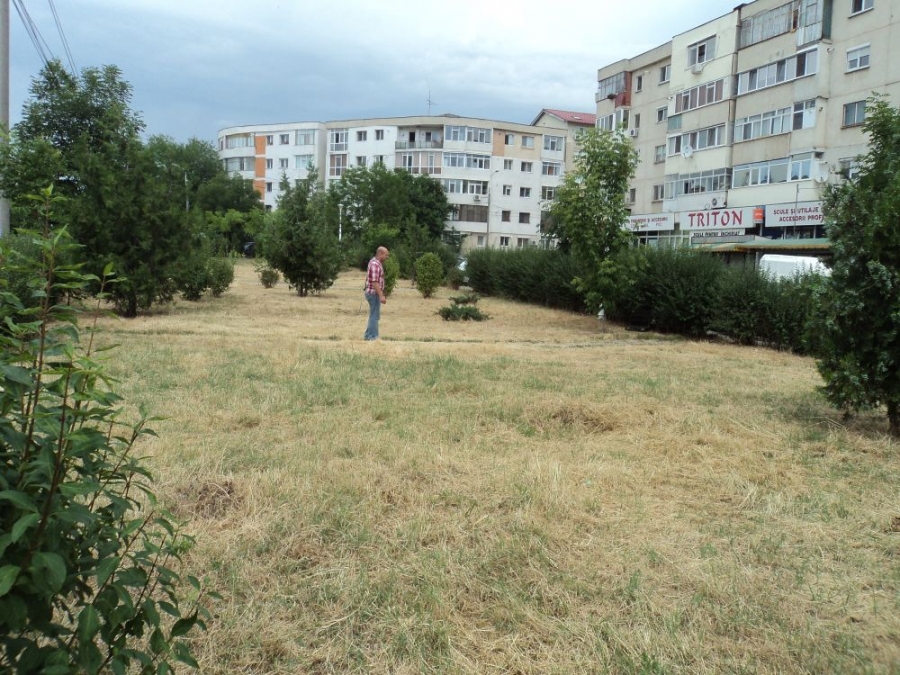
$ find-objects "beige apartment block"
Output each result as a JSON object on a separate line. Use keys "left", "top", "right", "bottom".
{"left": 596, "top": 0, "right": 900, "bottom": 248}
{"left": 219, "top": 112, "right": 594, "bottom": 251}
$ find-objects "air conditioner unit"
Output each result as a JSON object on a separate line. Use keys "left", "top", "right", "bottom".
{"left": 690, "top": 62, "right": 705, "bottom": 75}
{"left": 473, "top": 194, "right": 481, "bottom": 201}
{"left": 627, "top": 128, "right": 639, "bottom": 138}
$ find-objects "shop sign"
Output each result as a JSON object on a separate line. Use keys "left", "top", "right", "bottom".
{"left": 678, "top": 207, "right": 756, "bottom": 231}
{"left": 626, "top": 213, "right": 676, "bottom": 232}
{"left": 764, "top": 201, "right": 824, "bottom": 227}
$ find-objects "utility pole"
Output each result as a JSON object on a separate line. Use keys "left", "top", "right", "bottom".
{"left": 1, "top": 0, "right": 10, "bottom": 237}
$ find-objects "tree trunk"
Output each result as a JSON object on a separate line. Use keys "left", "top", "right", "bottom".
{"left": 889, "top": 400, "right": 900, "bottom": 439}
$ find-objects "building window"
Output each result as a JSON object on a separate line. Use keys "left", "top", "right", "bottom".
{"left": 846, "top": 44, "right": 870, "bottom": 71}
{"left": 266, "top": 135, "right": 274, "bottom": 146}
{"left": 598, "top": 72, "right": 626, "bottom": 99}
{"left": 739, "top": 2, "right": 797, "bottom": 49}
{"left": 444, "top": 152, "right": 490, "bottom": 169}
{"left": 656, "top": 107, "right": 668, "bottom": 123}
{"left": 443, "top": 179, "right": 463, "bottom": 193}
{"left": 654, "top": 145, "right": 666, "bottom": 163}
{"left": 734, "top": 100, "right": 817, "bottom": 142}
{"left": 737, "top": 48, "right": 818, "bottom": 94}
{"left": 330, "top": 129, "right": 348, "bottom": 152}
{"left": 225, "top": 134, "right": 252, "bottom": 149}
{"left": 445, "top": 125, "right": 491, "bottom": 143}
{"left": 296, "top": 130, "right": 315, "bottom": 145}
{"left": 501, "top": 210, "right": 511, "bottom": 222}
{"left": 329, "top": 154, "right": 347, "bottom": 178}
{"left": 454, "top": 204, "right": 488, "bottom": 222}
{"left": 505, "top": 133, "right": 515, "bottom": 145}
{"left": 400, "top": 153, "right": 414, "bottom": 169}
{"left": 279, "top": 158, "right": 288, "bottom": 169}
{"left": 266, "top": 158, "right": 273, "bottom": 169}
{"left": 627, "top": 188, "right": 636, "bottom": 203}
{"left": 659, "top": 64, "right": 671, "bottom": 83}
{"left": 668, "top": 124, "right": 726, "bottom": 155}
{"left": 541, "top": 186, "right": 556, "bottom": 200}
{"left": 851, "top": 0, "right": 873, "bottom": 13}
{"left": 295, "top": 155, "right": 312, "bottom": 169}
{"left": 652, "top": 184, "right": 665, "bottom": 201}
{"left": 521, "top": 136, "right": 534, "bottom": 149}
{"left": 280, "top": 134, "right": 290, "bottom": 145}
{"left": 665, "top": 168, "right": 731, "bottom": 196}
{"left": 843, "top": 100, "right": 866, "bottom": 127}
{"left": 356, "top": 156, "right": 367, "bottom": 167}
{"left": 517, "top": 238, "right": 529, "bottom": 248}
{"left": 838, "top": 158, "right": 860, "bottom": 180}
{"left": 502, "top": 184, "right": 512, "bottom": 196}
{"left": 633, "top": 113, "right": 641, "bottom": 129}
{"left": 266, "top": 182, "right": 273, "bottom": 192}
{"left": 503, "top": 159, "right": 513, "bottom": 170}
{"left": 635, "top": 74, "right": 643, "bottom": 92}
{"left": 477, "top": 235, "right": 485, "bottom": 247}
{"left": 688, "top": 36, "right": 716, "bottom": 66}
{"left": 374, "top": 155, "right": 385, "bottom": 164}
{"left": 375, "top": 129, "right": 384, "bottom": 140}
{"left": 500, "top": 236, "right": 510, "bottom": 248}
{"left": 521, "top": 161, "right": 533, "bottom": 173}
{"left": 542, "top": 161, "right": 561, "bottom": 176}
{"left": 356, "top": 131, "right": 367, "bottom": 142}
{"left": 520, "top": 187, "right": 532, "bottom": 198}
{"left": 674, "top": 79, "right": 725, "bottom": 113}
{"left": 543, "top": 135, "right": 564, "bottom": 151}
{"left": 518, "top": 213, "right": 531, "bottom": 224}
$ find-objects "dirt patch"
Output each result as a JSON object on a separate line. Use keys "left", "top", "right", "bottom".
{"left": 525, "top": 401, "right": 618, "bottom": 433}
{"left": 177, "top": 479, "right": 242, "bottom": 518}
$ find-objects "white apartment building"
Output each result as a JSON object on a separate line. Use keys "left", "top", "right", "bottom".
{"left": 596, "top": 0, "right": 900, "bottom": 248}
{"left": 218, "top": 111, "right": 594, "bottom": 251}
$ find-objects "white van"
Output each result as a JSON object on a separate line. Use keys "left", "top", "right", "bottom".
{"left": 759, "top": 254, "right": 831, "bottom": 280}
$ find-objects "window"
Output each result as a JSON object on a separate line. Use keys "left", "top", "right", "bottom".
{"left": 517, "top": 238, "right": 530, "bottom": 248}
{"left": 652, "top": 184, "right": 665, "bottom": 201}
{"left": 789, "top": 152, "right": 813, "bottom": 180}
{"left": 476, "top": 235, "right": 485, "bottom": 247}
{"left": 732, "top": 157, "right": 790, "bottom": 187}
{"left": 356, "top": 156, "right": 367, "bottom": 167}
{"left": 627, "top": 188, "right": 636, "bottom": 203}
{"left": 656, "top": 107, "right": 668, "bottom": 123}
{"left": 266, "top": 135, "right": 274, "bottom": 146}
{"left": 500, "top": 236, "right": 510, "bottom": 248}
{"left": 739, "top": 2, "right": 796, "bottom": 49}
{"left": 543, "top": 135, "right": 564, "bottom": 151}
{"left": 374, "top": 155, "right": 385, "bottom": 165}
{"left": 665, "top": 168, "right": 731, "bottom": 197}
{"left": 521, "top": 136, "right": 535, "bottom": 148}
{"left": 542, "top": 161, "right": 561, "bottom": 176}
{"left": 792, "top": 99, "right": 817, "bottom": 130}
{"left": 503, "top": 159, "right": 513, "bottom": 170}
{"left": 674, "top": 79, "right": 725, "bottom": 113}
{"left": 847, "top": 44, "right": 870, "bottom": 71}
{"left": 329, "top": 154, "right": 347, "bottom": 178}
{"left": 520, "top": 187, "right": 532, "bottom": 198}
{"left": 330, "top": 129, "right": 348, "bottom": 151}
{"left": 375, "top": 129, "right": 384, "bottom": 140}
{"left": 443, "top": 179, "right": 463, "bottom": 193}
{"left": 266, "top": 182, "right": 273, "bottom": 192}
{"left": 444, "top": 152, "right": 490, "bottom": 169}
{"left": 454, "top": 204, "right": 488, "bottom": 222}
{"left": 225, "top": 134, "right": 252, "bottom": 149}
{"left": 635, "top": 75, "right": 643, "bottom": 92}
{"left": 356, "top": 131, "right": 367, "bottom": 141}
{"left": 279, "top": 158, "right": 289, "bottom": 169}
{"left": 654, "top": 145, "right": 666, "bottom": 163}
{"left": 296, "top": 130, "right": 316, "bottom": 145}
{"left": 280, "top": 134, "right": 290, "bottom": 145}
{"left": 266, "top": 158, "right": 273, "bottom": 169}
{"left": 851, "top": 0, "right": 873, "bottom": 13}
{"left": 598, "top": 72, "right": 626, "bottom": 99}
{"left": 295, "top": 155, "right": 313, "bottom": 169}
{"left": 502, "top": 184, "right": 512, "bottom": 196}
{"left": 223, "top": 157, "right": 254, "bottom": 172}
{"left": 445, "top": 125, "right": 491, "bottom": 143}
{"left": 843, "top": 100, "right": 866, "bottom": 127}
{"left": 737, "top": 48, "right": 818, "bottom": 94}
{"left": 838, "top": 158, "right": 860, "bottom": 180}
{"left": 519, "top": 212, "right": 531, "bottom": 224}
{"left": 505, "top": 133, "right": 515, "bottom": 145}
{"left": 400, "top": 153, "right": 414, "bottom": 169}
{"left": 659, "top": 64, "right": 671, "bottom": 83}
{"left": 688, "top": 36, "right": 716, "bottom": 66}
{"left": 521, "top": 161, "right": 533, "bottom": 173}
{"left": 668, "top": 124, "right": 727, "bottom": 156}
{"left": 542, "top": 186, "right": 556, "bottom": 200}
{"left": 501, "top": 210, "right": 511, "bottom": 222}
{"left": 633, "top": 113, "right": 641, "bottom": 129}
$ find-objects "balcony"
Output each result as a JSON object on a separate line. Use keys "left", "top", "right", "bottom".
{"left": 395, "top": 140, "right": 443, "bottom": 150}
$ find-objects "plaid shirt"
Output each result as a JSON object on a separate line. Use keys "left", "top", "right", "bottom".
{"left": 365, "top": 257, "right": 384, "bottom": 294}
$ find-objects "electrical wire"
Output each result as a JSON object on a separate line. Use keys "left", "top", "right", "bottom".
{"left": 48, "top": 0, "right": 77, "bottom": 74}
{"left": 11, "top": 0, "right": 53, "bottom": 68}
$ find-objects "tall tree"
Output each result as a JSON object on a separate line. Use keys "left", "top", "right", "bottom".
{"left": 815, "top": 97, "right": 900, "bottom": 436}
{"left": 547, "top": 128, "right": 638, "bottom": 312}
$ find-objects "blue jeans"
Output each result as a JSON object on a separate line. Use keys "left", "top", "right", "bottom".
{"left": 364, "top": 292, "right": 380, "bottom": 340}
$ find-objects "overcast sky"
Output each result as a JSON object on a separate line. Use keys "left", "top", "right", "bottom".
{"left": 9, "top": 0, "right": 731, "bottom": 144}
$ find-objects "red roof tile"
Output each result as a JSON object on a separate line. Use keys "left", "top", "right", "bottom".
{"left": 533, "top": 109, "right": 597, "bottom": 126}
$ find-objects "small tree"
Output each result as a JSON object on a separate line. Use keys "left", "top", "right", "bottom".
{"left": 414, "top": 253, "right": 444, "bottom": 298}
{"left": 547, "top": 128, "right": 638, "bottom": 312}
{"left": 814, "top": 96, "right": 900, "bottom": 436}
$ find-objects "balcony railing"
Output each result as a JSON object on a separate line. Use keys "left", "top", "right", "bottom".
{"left": 395, "top": 140, "right": 443, "bottom": 150}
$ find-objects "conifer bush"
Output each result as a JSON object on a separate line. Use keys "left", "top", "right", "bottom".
{"left": 414, "top": 253, "right": 444, "bottom": 298}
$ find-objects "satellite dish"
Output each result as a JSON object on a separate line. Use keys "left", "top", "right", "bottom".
{"left": 681, "top": 145, "right": 694, "bottom": 158}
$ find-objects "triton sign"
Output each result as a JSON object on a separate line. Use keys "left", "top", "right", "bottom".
{"left": 679, "top": 207, "right": 755, "bottom": 231}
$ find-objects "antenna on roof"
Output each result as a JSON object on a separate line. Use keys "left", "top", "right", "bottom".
{"left": 426, "top": 86, "right": 437, "bottom": 115}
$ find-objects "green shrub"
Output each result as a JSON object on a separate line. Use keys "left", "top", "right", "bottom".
{"left": 0, "top": 193, "right": 213, "bottom": 674}
{"left": 712, "top": 263, "right": 773, "bottom": 345}
{"left": 438, "top": 305, "right": 489, "bottom": 321}
{"left": 445, "top": 265, "right": 465, "bottom": 289}
{"left": 178, "top": 252, "right": 210, "bottom": 301}
{"left": 383, "top": 254, "right": 400, "bottom": 297}
{"left": 257, "top": 264, "right": 280, "bottom": 288}
{"left": 207, "top": 255, "right": 235, "bottom": 297}
{"left": 414, "top": 252, "right": 444, "bottom": 298}
{"left": 449, "top": 292, "right": 480, "bottom": 306}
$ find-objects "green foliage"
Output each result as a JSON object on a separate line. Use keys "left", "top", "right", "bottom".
{"left": 547, "top": 127, "right": 639, "bottom": 312}
{"left": 438, "top": 305, "right": 489, "bottom": 321}
{"left": 449, "top": 292, "right": 480, "bottom": 306}
{"left": 464, "top": 248, "right": 586, "bottom": 312}
{"left": 177, "top": 250, "right": 211, "bottom": 301}
{"left": 259, "top": 170, "right": 341, "bottom": 297}
{"left": 207, "top": 256, "right": 235, "bottom": 297}
{"left": 814, "top": 96, "right": 900, "bottom": 435}
{"left": 414, "top": 253, "right": 444, "bottom": 298}
{"left": 383, "top": 255, "right": 400, "bottom": 297}
{"left": 0, "top": 192, "right": 212, "bottom": 674}
{"left": 445, "top": 266, "right": 465, "bottom": 290}
{"left": 255, "top": 263, "right": 280, "bottom": 289}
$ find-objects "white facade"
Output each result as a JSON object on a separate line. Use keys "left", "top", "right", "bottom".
{"left": 217, "top": 113, "right": 592, "bottom": 250}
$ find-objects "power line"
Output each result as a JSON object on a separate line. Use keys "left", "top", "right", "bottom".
{"left": 11, "top": 0, "right": 52, "bottom": 68}
{"left": 48, "top": 0, "right": 77, "bottom": 74}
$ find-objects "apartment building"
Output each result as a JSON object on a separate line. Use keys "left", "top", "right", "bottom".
{"left": 596, "top": 0, "right": 900, "bottom": 248}
{"left": 218, "top": 111, "right": 593, "bottom": 250}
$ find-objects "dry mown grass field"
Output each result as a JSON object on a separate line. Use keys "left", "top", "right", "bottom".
{"left": 93, "top": 260, "right": 899, "bottom": 674}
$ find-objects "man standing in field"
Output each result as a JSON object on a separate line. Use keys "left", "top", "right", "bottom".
{"left": 364, "top": 246, "right": 389, "bottom": 340}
